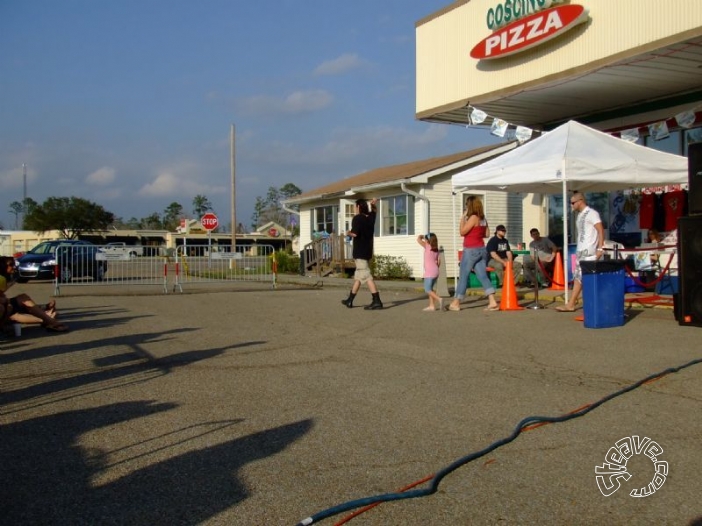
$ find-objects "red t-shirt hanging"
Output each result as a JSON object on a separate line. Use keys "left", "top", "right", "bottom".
{"left": 639, "top": 192, "right": 655, "bottom": 229}
{"left": 663, "top": 190, "right": 687, "bottom": 232}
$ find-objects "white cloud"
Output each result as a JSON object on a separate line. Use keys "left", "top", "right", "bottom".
{"left": 239, "top": 89, "right": 333, "bottom": 116}
{"left": 313, "top": 53, "right": 364, "bottom": 76}
{"left": 86, "top": 166, "right": 116, "bottom": 186}
{"left": 137, "top": 164, "right": 228, "bottom": 199}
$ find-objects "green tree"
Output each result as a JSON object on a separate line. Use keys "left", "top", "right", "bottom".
{"left": 22, "top": 197, "right": 39, "bottom": 230}
{"left": 24, "top": 196, "right": 115, "bottom": 239}
{"left": 192, "top": 194, "right": 213, "bottom": 218}
{"left": 141, "top": 212, "right": 163, "bottom": 230}
{"left": 163, "top": 202, "right": 183, "bottom": 231}
{"left": 9, "top": 201, "right": 23, "bottom": 229}
{"left": 250, "top": 183, "right": 302, "bottom": 229}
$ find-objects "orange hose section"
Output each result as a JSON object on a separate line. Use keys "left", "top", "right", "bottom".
{"left": 335, "top": 372, "right": 671, "bottom": 524}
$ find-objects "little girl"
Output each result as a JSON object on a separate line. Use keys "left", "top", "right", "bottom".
{"left": 417, "top": 233, "right": 443, "bottom": 311}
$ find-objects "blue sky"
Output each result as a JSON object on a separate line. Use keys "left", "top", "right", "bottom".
{"left": 0, "top": 0, "right": 499, "bottom": 231}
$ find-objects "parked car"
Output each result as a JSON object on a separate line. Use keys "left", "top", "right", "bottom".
{"left": 14, "top": 240, "right": 108, "bottom": 283}
{"left": 99, "top": 242, "right": 143, "bottom": 258}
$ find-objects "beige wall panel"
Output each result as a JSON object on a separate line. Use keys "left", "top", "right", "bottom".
{"left": 417, "top": 0, "right": 702, "bottom": 114}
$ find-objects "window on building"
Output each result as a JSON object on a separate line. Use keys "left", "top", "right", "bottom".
{"left": 380, "top": 195, "right": 414, "bottom": 236}
{"left": 312, "top": 205, "right": 337, "bottom": 236}
{"left": 343, "top": 202, "right": 355, "bottom": 233}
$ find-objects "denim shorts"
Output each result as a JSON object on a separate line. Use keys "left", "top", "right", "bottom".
{"left": 424, "top": 277, "right": 437, "bottom": 293}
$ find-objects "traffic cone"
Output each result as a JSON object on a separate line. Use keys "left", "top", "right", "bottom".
{"left": 549, "top": 252, "right": 566, "bottom": 291}
{"left": 499, "top": 261, "right": 524, "bottom": 311}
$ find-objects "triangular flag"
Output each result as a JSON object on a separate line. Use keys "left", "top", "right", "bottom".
{"left": 515, "top": 125, "right": 533, "bottom": 143}
{"left": 675, "top": 110, "right": 696, "bottom": 129}
{"left": 470, "top": 108, "right": 487, "bottom": 125}
{"left": 648, "top": 121, "right": 669, "bottom": 141}
{"left": 620, "top": 128, "right": 639, "bottom": 143}
{"left": 490, "top": 118, "right": 508, "bottom": 137}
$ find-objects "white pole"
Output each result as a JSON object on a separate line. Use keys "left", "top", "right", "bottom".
{"left": 562, "top": 160, "right": 569, "bottom": 305}
{"left": 452, "top": 189, "right": 458, "bottom": 291}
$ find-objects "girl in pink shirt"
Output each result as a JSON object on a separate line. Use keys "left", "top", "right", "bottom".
{"left": 417, "top": 233, "right": 443, "bottom": 311}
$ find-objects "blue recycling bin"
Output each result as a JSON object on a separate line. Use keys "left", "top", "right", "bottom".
{"left": 580, "top": 260, "right": 626, "bottom": 329}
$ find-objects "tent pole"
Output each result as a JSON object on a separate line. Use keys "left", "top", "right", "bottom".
{"left": 562, "top": 163, "right": 569, "bottom": 305}
{"left": 452, "top": 190, "right": 458, "bottom": 293}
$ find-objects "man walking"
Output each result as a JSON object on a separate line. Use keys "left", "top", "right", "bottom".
{"left": 557, "top": 192, "right": 605, "bottom": 312}
{"left": 341, "top": 198, "right": 383, "bottom": 310}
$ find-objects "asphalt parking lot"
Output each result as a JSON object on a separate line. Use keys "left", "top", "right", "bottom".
{"left": 2, "top": 279, "right": 701, "bottom": 525}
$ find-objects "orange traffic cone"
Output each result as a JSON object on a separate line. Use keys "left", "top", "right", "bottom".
{"left": 500, "top": 261, "right": 524, "bottom": 311}
{"left": 549, "top": 252, "right": 566, "bottom": 291}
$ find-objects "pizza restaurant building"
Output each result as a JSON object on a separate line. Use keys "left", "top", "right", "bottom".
{"left": 416, "top": 0, "right": 702, "bottom": 248}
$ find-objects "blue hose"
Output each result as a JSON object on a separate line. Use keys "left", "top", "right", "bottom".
{"left": 296, "top": 357, "right": 702, "bottom": 525}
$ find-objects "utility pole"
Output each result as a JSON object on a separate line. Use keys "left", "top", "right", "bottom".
{"left": 235, "top": 124, "right": 237, "bottom": 254}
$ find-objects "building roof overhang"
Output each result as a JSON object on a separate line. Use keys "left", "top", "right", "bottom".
{"left": 417, "top": 34, "right": 702, "bottom": 132}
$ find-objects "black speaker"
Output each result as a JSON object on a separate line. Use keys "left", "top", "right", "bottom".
{"left": 688, "top": 142, "right": 702, "bottom": 215}
{"left": 677, "top": 215, "right": 702, "bottom": 326}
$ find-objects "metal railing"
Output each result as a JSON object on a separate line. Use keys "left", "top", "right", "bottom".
{"left": 54, "top": 245, "right": 168, "bottom": 295}
{"left": 52, "top": 244, "right": 277, "bottom": 295}
{"left": 172, "top": 244, "right": 276, "bottom": 291}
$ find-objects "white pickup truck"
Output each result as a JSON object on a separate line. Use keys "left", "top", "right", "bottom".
{"left": 100, "top": 242, "right": 143, "bottom": 258}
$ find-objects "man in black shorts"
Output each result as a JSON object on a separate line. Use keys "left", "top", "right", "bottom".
{"left": 341, "top": 198, "right": 383, "bottom": 310}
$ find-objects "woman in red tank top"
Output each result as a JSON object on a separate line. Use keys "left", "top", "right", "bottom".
{"left": 448, "top": 196, "right": 499, "bottom": 311}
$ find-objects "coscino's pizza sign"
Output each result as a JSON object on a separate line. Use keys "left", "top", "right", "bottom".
{"left": 471, "top": 1, "right": 589, "bottom": 60}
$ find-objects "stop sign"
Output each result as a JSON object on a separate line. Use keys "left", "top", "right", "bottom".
{"left": 201, "top": 212, "right": 219, "bottom": 231}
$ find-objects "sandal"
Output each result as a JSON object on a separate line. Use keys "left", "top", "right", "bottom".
{"left": 44, "top": 322, "right": 69, "bottom": 333}
{"left": 556, "top": 305, "right": 576, "bottom": 312}
{"left": 484, "top": 305, "right": 500, "bottom": 311}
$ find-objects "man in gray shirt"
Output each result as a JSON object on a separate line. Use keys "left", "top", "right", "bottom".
{"left": 523, "top": 228, "right": 557, "bottom": 287}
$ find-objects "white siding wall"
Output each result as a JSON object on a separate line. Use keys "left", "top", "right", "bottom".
{"left": 298, "top": 184, "right": 538, "bottom": 280}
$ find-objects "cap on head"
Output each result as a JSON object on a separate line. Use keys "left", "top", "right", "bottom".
{"left": 496, "top": 225, "right": 506, "bottom": 232}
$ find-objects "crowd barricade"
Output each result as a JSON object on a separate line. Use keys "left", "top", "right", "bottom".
{"left": 617, "top": 244, "right": 677, "bottom": 291}
{"left": 172, "top": 244, "right": 276, "bottom": 292}
{"left": 54, "top": 245, "right": 169, "bottom": 295}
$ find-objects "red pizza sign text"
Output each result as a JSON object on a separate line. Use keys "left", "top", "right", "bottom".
{"left": 471, "top": 4, "right": 588, "bottom": 60}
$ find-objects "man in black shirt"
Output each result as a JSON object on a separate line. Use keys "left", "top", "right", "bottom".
{"left": 486, "top": 224, "right": 522, "bottom": 286}
{"left": 341, "top": 198, "right": 383, "bottom": 310}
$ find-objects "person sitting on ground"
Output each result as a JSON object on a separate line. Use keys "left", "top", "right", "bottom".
{"left": 0, "top": 256, "right": 68, "bottom": 332}
{"left": 485, "top": 225, "right": 522, "bottom": 287}
{"left": 523, "top": 228, "right": 558, "bottom": 287}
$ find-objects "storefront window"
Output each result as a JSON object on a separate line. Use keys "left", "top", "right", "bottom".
{"left": 549, "top": 192, "right": 609, "bottom": 247}
{"left": 644, "top": 130, "right": 682, "bottom": 155}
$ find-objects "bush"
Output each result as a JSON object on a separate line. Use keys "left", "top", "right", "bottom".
{"left": 273, "top": 250, "right": 300, "bottom": 274}
{"left": 370, "top": 254, "right": 412, "bottom": 280}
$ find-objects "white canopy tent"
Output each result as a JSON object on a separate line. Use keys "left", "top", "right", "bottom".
{"left": 451, "top": 120, "right": 688, "bottom": 303}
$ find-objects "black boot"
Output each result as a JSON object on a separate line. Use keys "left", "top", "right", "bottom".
{"left": 364, "top": 292, "right": 383, "bottom": 310}
{"left": 341, "top": 292, "right": 356, "bottom": 308}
